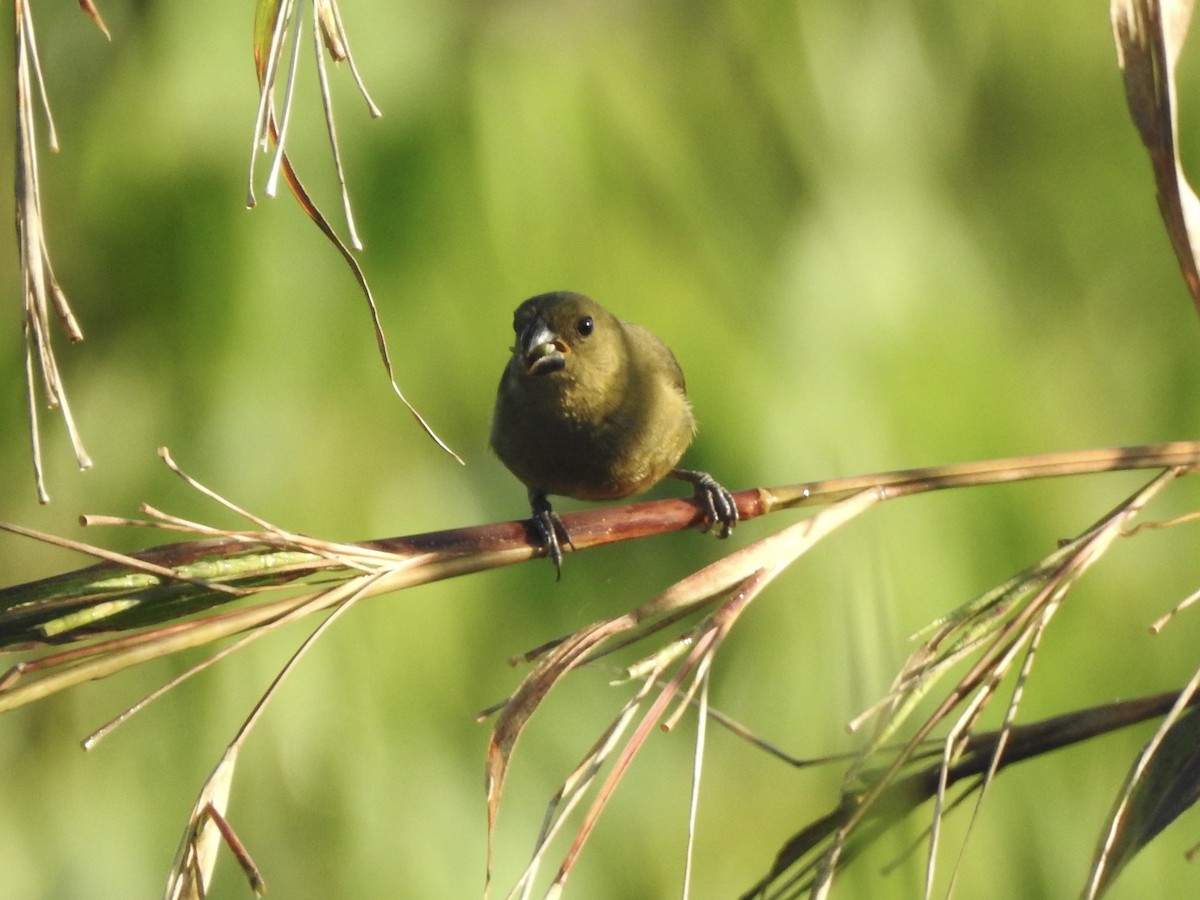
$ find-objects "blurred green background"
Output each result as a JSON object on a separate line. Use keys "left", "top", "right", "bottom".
{"left": 2, "top": 1, "right": 1200, "bottom": 897}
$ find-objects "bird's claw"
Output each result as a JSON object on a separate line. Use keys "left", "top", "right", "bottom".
{"left": 529, "top": 493, "right": 574, "bottom": 579}
{"left": 671, "top": 469, "right": 738, "bottom": 538}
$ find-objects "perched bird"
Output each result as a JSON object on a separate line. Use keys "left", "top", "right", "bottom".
{"left": 491, "top": 291, "right": 737, "bottom": 576}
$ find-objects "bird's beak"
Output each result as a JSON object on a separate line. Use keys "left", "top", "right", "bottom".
{"left": 518, "top": 317, "right": 567, "bottom": 376}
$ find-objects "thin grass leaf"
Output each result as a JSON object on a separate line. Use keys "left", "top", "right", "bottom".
{"left": 162, "top": 559, "right": 373, "bottom": 895}
{"left": 316, "top": 0, "right": 380, "bottom": 115}
{"left": 743, "top": 692, "right": 1200, "bottom": 900}
{"left": 78, "top": 0, "right": 111, "bottom": 39}
{"left": 14, "top": 0, "right": 92, "bottom": 501}
{"left": 264, "top": 3, "right": 305, "bottom": 199}
{"left": 682, "top": 672, "right": 710, "bottom": 900}
{"left": 778, "top": 468, "right": 1183, "bottom": 898}
{"left": 1150, "top": 583, "right": 1200, "bottom": 632}
{"left": 548, "top": 570, "right": 769, "bottom": 892}
{"left": 502, "top": 673, "right": 661, "bottom": 900}
{"left": 246, "top": 2, "right": 461, "bottom": 461}
{"left": 547, "top": 628, "right": 723, "bottom": 897}
{"left": 485, "top": 617, "right": 635, "bottom": 894}
{"left": 492, "top": 494, "right": 872, "bottom": 897}
{"left": 164, "top": 748, "right": 243, "bottom": 900}
{"left": 943, "top": 596, "right": 1058, "bottom": 899}
{"left": 1086, "top": 666, "right": 1200, "bottom": 898}
{"left": 1112, "top": 0, "right": 1200, "bottom": 310}
{"left": 311, "top": 5, "right": 362, "bottom": 249}
{"left": 487, "top": 490, "right": 878, "bottom": 871}
{"left": 249, "top": 0, "right": 290, "bottom": 200}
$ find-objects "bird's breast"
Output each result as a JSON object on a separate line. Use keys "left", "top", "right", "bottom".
{"left": 491, "top": 363, "right": 694, "bottom": 501}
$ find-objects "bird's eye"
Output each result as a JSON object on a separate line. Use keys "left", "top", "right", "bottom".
{"left": 577, "top": 316, "right": 594, "bottom": 337}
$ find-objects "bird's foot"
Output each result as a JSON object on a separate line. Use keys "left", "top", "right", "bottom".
{"left": 529, "top": 493, "right": 574, "bottom": 579}
{"left": 670, "top": 469, "right": 738, "bottom": 538}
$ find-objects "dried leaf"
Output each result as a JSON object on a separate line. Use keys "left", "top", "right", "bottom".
{"left": 246, "top": 0, "right": 459, "bottom": 462}
{"left": 489, "top": 496, "right": 874, "bottom": 896}
{"left": 746, "top": 691, "right": 1200, "bottom": 899}
{"left": 78, "top": 0, "right": 111, "bottom": 39}
{"left": 808, "top": 469, "right": 1182, "bottom": 898}
{"left": 1112, "top": 0, "right": 1200, "bottom": 309}
{"left": 14, "top": 0, "right": 92, "bottom": 500}
{"left": 1113, "top": 707, "right": 1200, "bottom": 857}
{"left": 485, "top": 617, "right": 635, "bottom": 892}
{"left": 164, "top": 749, "right": 241, "bottom": 900}
{"left": 1087, "top": 678, "right": 1200, "bottom": 898}
{"left": 316, "top": 0, "right": 346, "bottom": 61}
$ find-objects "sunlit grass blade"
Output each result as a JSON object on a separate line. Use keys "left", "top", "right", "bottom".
{"left": 941, "top": 592, "right": 1056, "bottom": 898}
{"left": 311, "top": 0, "right": 381, "bottom": 250}
{"left": 2, "top": 444, "right": 1199, "bottom": 896}
{"left": 500, "top": 679, "right": 655, "bottom": 900}
{"left": 161, "top": 553, "right": 375, "bottom": 895}
{"left": 1086, "top": 665, "right": 1200, "bottom": 898}
{"left": 164, "top": 749, "right": 245, "bottom": 900}
{"left": 747, "top": 468, "right": 1185, "bottom": 898}
{"left": 486, "top": 493, "right": 876, "bottom": 896}
{"left": 546, "top": 629, "right": 723, "bottom": 896}
{"left": 744, "top": 691, "right": 1200, "bottom": 900}
{"left": 78, "top": 0, "right": 111, "bottom": 40}
{"left": 315, "top": 0, "right": 380, "bottom": 115}
{"left": 1112, "top": 0, "right": 1200, "bottom": 310}
{"left": 246, "top": 2, "right": 462, "bottom": 460}
{"left": 14, "top": 0, "right": 94, "bottom": 501}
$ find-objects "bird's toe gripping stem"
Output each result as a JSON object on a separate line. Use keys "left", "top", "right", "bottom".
{"left": 529, "top": 492, "right": 574, "bottom": 579}
{"left": 671, "top": 469, "right": 738, "bottom": 538}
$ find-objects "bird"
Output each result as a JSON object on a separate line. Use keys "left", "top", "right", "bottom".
{"left": 490, "top": 291, "right": 738, "bottom": 576}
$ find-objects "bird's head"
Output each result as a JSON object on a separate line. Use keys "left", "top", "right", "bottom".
{"left": 510, "top": 291, "right": 616, "bottom": 379}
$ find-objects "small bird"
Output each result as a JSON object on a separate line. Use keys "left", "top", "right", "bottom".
{"left": 491, "top": 291, "right": 738, "bottom": 576}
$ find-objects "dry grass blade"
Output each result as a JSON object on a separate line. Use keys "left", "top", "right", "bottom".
{"left": 162, "top": 543, "right": 377, "bottom": 896}
{"left": 77, "top": 0, "right": 111, "bottom": 39}
{"left": 861, "top": 467, "right": 1181, "bottom": 757}
{"left": 14, "top": 0, "right": 93, "bottom": 502}
{"left": 1085, "top": 665, "right": 1200, "bottom": 898}
{"left": 0, "top": 558, "right": 397, "bottom": 718}
{"left": 1150, "top": 582, "right": 1200, "bottom": 632}
{"left": 247, "top": 0, "right": 462, "bottom": 463}
{"left": 315, "top": 0, "right": 380, "bottom": 114}
{"left": 311, "top": 10, "right": 361, "bottom": 249}
{"left": 547, "top": 570, "right": 772, "bottom": 896}
{"left": 1, "top": 444, "right": 1198, "bottom": 895}
{"left": 746, "top": 468, "right": 1185, "bottom": 899}
{"left": 486, "top": 492, "right": 878, "bottom": 897}
{"left": 837, "top": 469, "right": 1179, "bottom": 896}
{"left": 941, "top": 591, "right": 1058, "bottom": 899}
{"left": 682, "top": 673, "right": 710, "bottom": 900}
{"left": 743, "top": 692, "right": 1200, "bottom": 900}
{"left": 1112, "top": 0, "right": 1200, "bottom": 309}
{"left": 312, "top": 0, "right": 382, "bottom": 250}
{"left": 1, "top": 445, "right": 1195, "bottom": 713}
{"left": 501, "top": 676, "right": 660, "bottom": 900}
{"left": 485, "top": 617, "right": 635, "bottom": 895}
{"left": 249, "top": 0, "right": 297, "bottom": 203}
{"left": 500, "top": 625, "right": 724, "bottom": 900}
{"left": 547, "top": 628, "right": 724, "bottom": 896}
{"left": 164, "top": 749, "right": 246, "bottom": 900}
{"left": 0, "top": 451, "right": 432, "bottom": 713}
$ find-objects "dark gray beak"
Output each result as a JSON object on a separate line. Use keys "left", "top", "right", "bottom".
{"left": 518, "top": 317, "right": 567, "bottom": 376}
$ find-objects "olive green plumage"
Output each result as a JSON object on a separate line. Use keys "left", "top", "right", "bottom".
{"left": 491, "top": 291, "right": 737, "bottom": 576}
{"left": 491, "top": 292, "right": 695, "bottom": 501}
